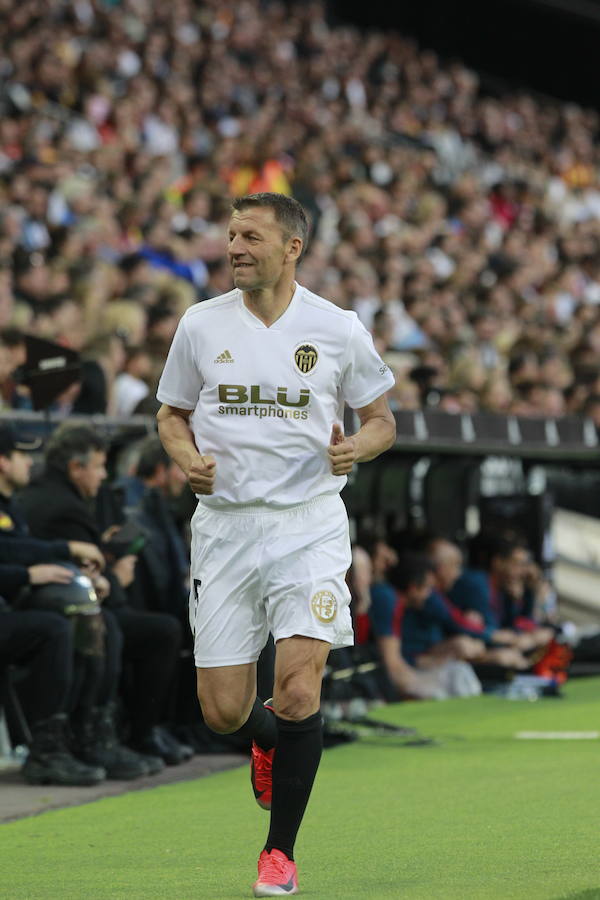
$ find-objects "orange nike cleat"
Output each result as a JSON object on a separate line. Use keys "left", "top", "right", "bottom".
{"left": 250, "top": 699, "right": 275, "bottom": 810}
{"left": 253, "top": 849, "right": 299, "bottom": 897}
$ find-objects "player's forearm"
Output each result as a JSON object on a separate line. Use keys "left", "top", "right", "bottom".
{"left": 157, "top": 406, "right": 201, "bottom": 475}
{"left": 354, "top": 413, "right": 396, "bottom": 462}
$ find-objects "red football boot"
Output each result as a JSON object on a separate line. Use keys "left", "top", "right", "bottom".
{"left": 250, "top": 699, "right": 275, "bottom": 811}
{"left": 253, "top": 849, "right": 299, "bottom": 897}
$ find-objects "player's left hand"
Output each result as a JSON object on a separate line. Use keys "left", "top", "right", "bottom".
{"left": 327, "top": 423, "right": 358, "bottom": 476}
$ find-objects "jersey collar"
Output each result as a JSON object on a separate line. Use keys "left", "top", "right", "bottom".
{"left": 237, "top": 282, "right": 302, "bottom": 331}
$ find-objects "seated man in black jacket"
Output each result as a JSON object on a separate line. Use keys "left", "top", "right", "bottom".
{"left": 18, "top": 422, "right": 187, "bottom": 765}
{"left": 0, "top": 423, "right": 155, "bottom": 778}
{"left": 0, "top": 576, "right": 105, "bottom": 786}
{"left": 126, "top": 437, "right": 199, "bottom": 747}
{"left": 126, "top": 437, "right": 189, "bottom": 618}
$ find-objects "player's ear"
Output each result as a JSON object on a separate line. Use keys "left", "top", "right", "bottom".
{"left": 286, "top": 236, "right": 303, "bottom": 264}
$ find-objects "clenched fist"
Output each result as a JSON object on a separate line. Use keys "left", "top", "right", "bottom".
{"left": 327, "top": 424, "right": 358, "bottom": 476}
{"left": 188, "top": 454, "right": 216, "bottom": 495}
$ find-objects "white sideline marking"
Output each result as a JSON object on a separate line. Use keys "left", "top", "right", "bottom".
{"left": 515, "top": 731, "right": 599, "bottom": 740}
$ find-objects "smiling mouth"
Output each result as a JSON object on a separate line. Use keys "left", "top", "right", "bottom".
{"left": 233, "top": 262, "right": 253, "bottom": 269}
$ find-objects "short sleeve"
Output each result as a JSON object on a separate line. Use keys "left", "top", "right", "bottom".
{"left": 340, "top": 315, "right": 396, "bottom": 409}
{"left": 156, "top": 316, "right": 204, "bottom": 409}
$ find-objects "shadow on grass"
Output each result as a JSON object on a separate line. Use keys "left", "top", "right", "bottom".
{"left": 555, "top": 890, "right": 600, "bottom": 900}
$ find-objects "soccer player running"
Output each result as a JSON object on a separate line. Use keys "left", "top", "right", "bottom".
{"left": 156, "top": 192, "right": 396, "bottom": 897}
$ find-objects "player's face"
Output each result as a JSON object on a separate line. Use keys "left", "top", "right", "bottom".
{"left": 227, "top": 208, "right": 293, "bottom": 291}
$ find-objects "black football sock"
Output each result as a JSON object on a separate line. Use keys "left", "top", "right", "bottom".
{"left": 230, "top": 697, "right": 277, "bottom": 751}
{"left": 265, "top": 711, "right": 323, "bottom": 861}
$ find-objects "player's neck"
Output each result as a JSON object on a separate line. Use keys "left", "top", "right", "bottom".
{"left": 243, "top": 279, "right": 296, "bottom": 327}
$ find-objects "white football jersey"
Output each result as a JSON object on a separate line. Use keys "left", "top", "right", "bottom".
{"left": 157, "top": 283, "right": 395, "bottom": 508}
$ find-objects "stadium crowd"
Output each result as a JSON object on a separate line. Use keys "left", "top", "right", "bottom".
{"left": 0, "top": 0, "right": 594, "bottom": 785}
{"left": 2, "top": 0, "right": 600, "bottom": 418}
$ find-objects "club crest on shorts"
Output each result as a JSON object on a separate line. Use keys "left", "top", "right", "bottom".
{"left": 310, "top": 590, "right": 337, "bottom": 623}
{"left": 294, "top": 342, "right": 319, "bottom": 375}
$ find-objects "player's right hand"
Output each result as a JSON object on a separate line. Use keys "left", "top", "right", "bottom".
{"left": 188, "top": 454, "right": 216, "bottom": 494}
{"left": 328, "top": 423, "right": 358, "bottom": 476}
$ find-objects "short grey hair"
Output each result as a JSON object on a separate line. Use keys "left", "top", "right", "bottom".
{"left": 231, "top": 192, "right": 309, "bottom": 259}
{"left": 45, "top": 423, "right": 107, "bottom": 474}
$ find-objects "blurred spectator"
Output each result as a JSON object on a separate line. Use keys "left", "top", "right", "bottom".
{"left": 124, "top": 436, "right": 199, "bottom": 743}
{"left": 126, "top": 436, "right": 189, "bottom": 618}
{"left": 582, "top": 393, "right": 600, "bottom": 430}
{"left": 72, "top": 333, "right": 126, "bottom": 415}
{"left": 0, "top": 586, "right": 106, "bottom": 786}
{"left": 369, "top": 549, "right": 481, "bottom": 699}
{"left": 0, "top": 328, "right": 27, "bottom": 407}
{"left": 348, "top": 544, "right": 373, "bottom": 646}
{"left": 450, "top": 534, "right": 555, "bottom": 652}
{"left": 426, "top": 538, "right": 533, "bottom": 668}
{"left": 0, "top": 423, "right": 156, "bottom": 779}
{"left": 387, "top": 540, "right": 512, "bottom": 672}
{"left": 114, "top": 346, "right": 153, "bottom": 417}
{"left": 486, "top": 537, "right": 555, "bottom": 645}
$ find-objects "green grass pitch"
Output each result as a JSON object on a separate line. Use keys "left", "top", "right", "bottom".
{"left": 2, "top": 679, "right": 599, "bottom": 900}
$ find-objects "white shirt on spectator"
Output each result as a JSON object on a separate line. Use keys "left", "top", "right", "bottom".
{"left": 115, "top": 373, "right": 149, "bottom": 418}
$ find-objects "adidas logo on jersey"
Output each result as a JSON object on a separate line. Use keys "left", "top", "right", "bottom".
{"left": 215, "top": 350, "right": 234, "bottom": 363}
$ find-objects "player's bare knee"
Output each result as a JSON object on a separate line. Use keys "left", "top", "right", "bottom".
{"left": 197, "top": 691, "right": 247, "bottom": 734}
{"left": 275, "top": 681, "right": 318, "bottom": 721}
{"left": 201, "top": 704, "right": 247, "bottom": 734}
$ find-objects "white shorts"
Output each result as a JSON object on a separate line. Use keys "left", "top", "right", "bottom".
{"left": 189, "top": 493, "right": 354, "bottom": 667}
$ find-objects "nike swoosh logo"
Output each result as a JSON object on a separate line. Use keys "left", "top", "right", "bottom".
{"left": 251, "top": 762, "right": 266, "bottom": 799}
